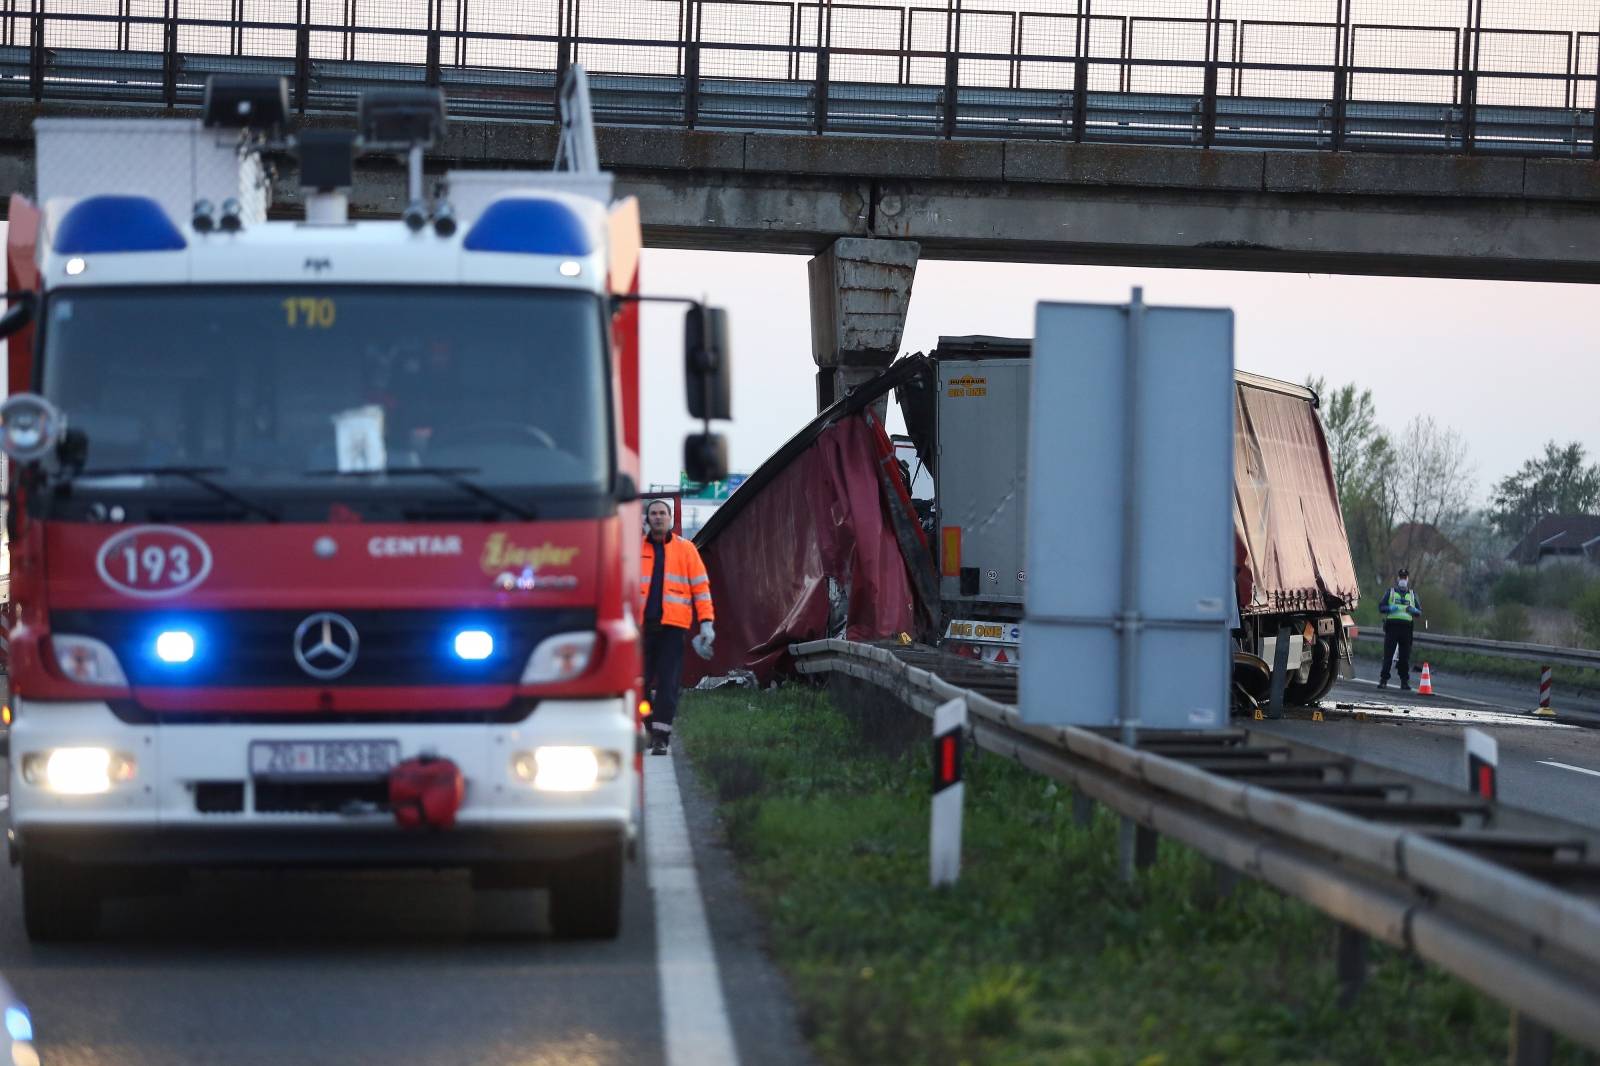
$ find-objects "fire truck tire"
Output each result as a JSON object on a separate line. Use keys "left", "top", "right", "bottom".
{"left": 21, "top": 856, "right": 100, "bottom": 942}
{"left": 548, "top": 842, "right": 623, "bottom": 940}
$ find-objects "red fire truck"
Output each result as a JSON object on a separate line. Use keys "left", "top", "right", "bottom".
{"left": 0, "top": 71, "right": 730, "bottom": 940}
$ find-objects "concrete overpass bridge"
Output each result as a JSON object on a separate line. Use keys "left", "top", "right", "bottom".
{"left": 3, "top": 0, "right": 1600, "bottom": 401}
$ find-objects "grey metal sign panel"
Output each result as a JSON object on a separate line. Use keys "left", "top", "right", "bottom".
{"left": 1019, "top": 297, "right": 1234, "bottom": 729}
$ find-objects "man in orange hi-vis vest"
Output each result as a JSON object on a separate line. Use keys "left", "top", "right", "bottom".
{"left": 639, "top": 499, "right": 716, "bottom": 755}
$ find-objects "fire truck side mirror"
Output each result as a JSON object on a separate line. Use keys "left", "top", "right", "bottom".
{"left": 0, "top": 393, "right": 65, "bottom": 464}
{"left": 0, "top": 292, "right": 34, "bottom": 339}
{"left": 684, "top": 306, "right": 731, "bottom": 421}
{"left": 684, "top": 433, "right": 728, "bottom": 485}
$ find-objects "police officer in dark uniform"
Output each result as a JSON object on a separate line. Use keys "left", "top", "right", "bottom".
{"left": 1378, "top": 567, "right": 1423, "bottom": 690}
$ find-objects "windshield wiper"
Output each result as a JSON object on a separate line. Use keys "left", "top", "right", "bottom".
{"left": 75, "top": 466, "right": 280, "bottom": 522}
{"left": 302, "top": 466, "right": 537, "bottom": 521}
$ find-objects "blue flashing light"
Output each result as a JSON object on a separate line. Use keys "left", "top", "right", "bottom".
{"left": 5, "top": 1005, "right": 32, "bottom": 1043}
{"left": 154, "top": 630, "right": 197, "bottom": 665}
{"left": 453, "top": 629, "right": 494, "bottom": 661}
{"left": 462, "top": 199, "right": 592, "bottom": 257}
{"left": 53, "top": 195, "right": 187, "bottom": 256}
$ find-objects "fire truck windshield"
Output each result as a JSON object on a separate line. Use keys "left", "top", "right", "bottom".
{"left": 39, "top": 286, "right": 612, "bottom": 517}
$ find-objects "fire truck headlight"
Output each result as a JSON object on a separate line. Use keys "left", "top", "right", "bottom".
{"left": 521, "top": 632, "right": 596, "bottom": 684}
{"left": 21, "top": 747, "right": 136, "bottom": 795}
{"left": 155, "top": 630, "right": 197, "bottom": 664}
{"left": 64, "top": 257, "right": 87, "bottom": 276}
{"left": 452, "top": 629, "right": 494, "bottom": 661}
{"left": 512, "top": 747, "right": 621, "bottom": 791}
{"left": 50, "top": 635, "right": 128, "bottom": 686}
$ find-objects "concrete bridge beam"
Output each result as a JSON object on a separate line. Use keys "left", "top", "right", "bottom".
{"left": 807, "top": 237, "right": 920, "bottom": 414}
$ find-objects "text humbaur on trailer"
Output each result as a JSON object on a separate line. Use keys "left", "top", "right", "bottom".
{"left": 0, "top": 70, "right": 733, "bottom": 941}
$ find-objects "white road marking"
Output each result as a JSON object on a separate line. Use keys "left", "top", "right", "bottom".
{"left": 1538, "top": 760, "right": 1600, "bottom": 779}
{"left": 646, "top": 752, "right": 739, "bottom": 1066}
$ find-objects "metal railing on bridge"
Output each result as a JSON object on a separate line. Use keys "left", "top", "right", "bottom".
{"left": 4, "top": 1, "right": 1600, "bottom": 157}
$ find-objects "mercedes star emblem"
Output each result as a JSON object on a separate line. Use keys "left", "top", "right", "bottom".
{"left": 293, "top": 612, "right": 359, "bottom": 680}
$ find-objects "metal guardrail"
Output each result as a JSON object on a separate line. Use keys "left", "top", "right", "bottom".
{"left": 793, "top": 636, "right": 1600, "bottom": 1056}
{"left": 1356, "top": 629, "right": 1600, "bottom": 670}
{"left": 3, "top": 2, "right": 1600, "bottom": 158}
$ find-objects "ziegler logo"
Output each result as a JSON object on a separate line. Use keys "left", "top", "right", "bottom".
{"left": 95, "top": 526, "right": 214, "bottom": 599}
{"left": 304, "top": 257, "right": 332, "bottom": 274}
{"left": 480, "top": 534, "right": 579, "bottom": 574}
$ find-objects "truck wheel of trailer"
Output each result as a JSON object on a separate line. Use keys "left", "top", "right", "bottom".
{"left": 21, "top": 855, "right": 101, "bottom": 942}
{"left": 547, "top": 840, "right": 624, "bottom": 940}
{"left": 1285, "top": 636, "right": 1339, "bottom": 706}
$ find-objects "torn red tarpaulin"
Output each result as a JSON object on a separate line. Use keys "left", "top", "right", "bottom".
{"left": 684, "top": 366, "right": 936, "bottom": 686}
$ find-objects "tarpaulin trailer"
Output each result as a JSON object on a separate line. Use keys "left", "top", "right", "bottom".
{"left": 695, "top": 338, "right": 1358, "bottom": 708}
{"left": 897, "top": 337, "right": 1360, "bottom": 706}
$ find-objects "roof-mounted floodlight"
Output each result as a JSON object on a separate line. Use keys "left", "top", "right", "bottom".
{"left": 359, "top": 88, "right": 448, "bottom": 224}
{"left": 296, "top": 129, "right": 358, "bottom": 226}
{"left": 297, "top": 129, "right": 357, "bottom": 191}
{"left": 203, "top": 74, "right": 289, "bottom": 132}
{"left": 358, "top": 88, "right": 447, "bottom": 150}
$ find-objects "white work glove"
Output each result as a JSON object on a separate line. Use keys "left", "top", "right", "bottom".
{"left": 692, "top": 621, "right": 715, "bottom": 661}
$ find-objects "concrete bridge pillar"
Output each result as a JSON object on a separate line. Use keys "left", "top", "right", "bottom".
{"left": 807, "top": 238, "right": 920, "bottom": 413}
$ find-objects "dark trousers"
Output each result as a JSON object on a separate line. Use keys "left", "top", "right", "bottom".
{"left": 642, "top": 624, "right": 687, "bottom": 737}
{"left": 1380, "top": 621, "right": 1414, "bottom": 683}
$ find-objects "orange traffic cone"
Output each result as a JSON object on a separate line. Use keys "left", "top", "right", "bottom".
{"left": 1417, "top": 662, "right": 1435, "bottom": 696}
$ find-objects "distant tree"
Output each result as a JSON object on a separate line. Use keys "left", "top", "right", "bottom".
{"left": 1308, "top": 377, "right": 1385, "bottom": 503}
{"left": 1308, "top": 377, "right": 1396, "bottom": 588}
{"left": 1443, "top": 510, "right": 1510, "bottom": 610}
{"left": 1488, "top": 441, "right": 1600, "bottom": 540}
{"left": 1389, "top": 416, "right": 1474, "bottom": 589}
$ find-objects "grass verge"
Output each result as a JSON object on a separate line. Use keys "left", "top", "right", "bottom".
{"left": 679, "top": 683, "right": 1588, "bottom": 1066}
{"left": 1354, "top": 643, "right": 1600, "bottom": 700}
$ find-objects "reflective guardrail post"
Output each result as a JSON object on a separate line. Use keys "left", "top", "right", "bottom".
{"left": 930, "top": 697, "right": 966, "bottom": 887}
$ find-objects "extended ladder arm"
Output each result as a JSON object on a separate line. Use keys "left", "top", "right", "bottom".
{"left": 556, "top": 65, "right": 600, "bottom": 175}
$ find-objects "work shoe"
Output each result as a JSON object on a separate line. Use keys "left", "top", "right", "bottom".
{"left": 1377, "top": 679, "right": 1388, "bottom": 689}
{"left": 650, "top": 738, "right": 669, "bottom": 756}
{"left": 1401, "top": 682, "right": 1411, "bottom": 691}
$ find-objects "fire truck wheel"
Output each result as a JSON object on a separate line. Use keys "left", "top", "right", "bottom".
{"left": 21, "top": 856, "right": 101, "bottom": 942}
{"left": 547, "top": 842, "right": 623, "bottom": 940}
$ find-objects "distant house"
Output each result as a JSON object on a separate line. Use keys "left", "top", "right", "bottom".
{"left": 1506, "top": 514, "right": 1600, "bottom": 570}
{"left": 1387, "top": 522, "right": 1465, "bottom": 580}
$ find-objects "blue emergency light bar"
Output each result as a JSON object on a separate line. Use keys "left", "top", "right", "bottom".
{"left": 53, "top": 195, "right": 187, "bottom": 255}
{"left": 462, "top": 198, "right": 592, "bottom": 257}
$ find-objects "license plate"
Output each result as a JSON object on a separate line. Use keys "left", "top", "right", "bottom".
{"left": 249, "top": 740, "right": 401, "bottom": 779}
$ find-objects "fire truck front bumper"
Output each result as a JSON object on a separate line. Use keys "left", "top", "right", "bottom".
{"left": 7, "top": 697, "right": 640, "bottom": 871}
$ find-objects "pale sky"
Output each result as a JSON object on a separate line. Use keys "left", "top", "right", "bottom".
{"left": 640, "top": 249, "right": 1600, "bottom": 506}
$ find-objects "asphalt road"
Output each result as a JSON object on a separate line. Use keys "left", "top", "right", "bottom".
{"left": 1254, "top": 661, "right": 1600, "bottom": 833}
{"left": 0, "top": 748, "right": 811, "bottom": 1066}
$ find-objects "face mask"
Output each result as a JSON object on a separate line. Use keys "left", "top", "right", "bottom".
{"left": 1397, "top": 579, "right": 1408, "bottom": 590}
